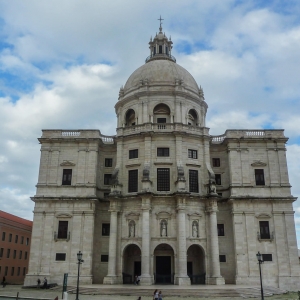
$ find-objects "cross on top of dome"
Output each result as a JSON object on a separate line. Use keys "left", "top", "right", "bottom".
{"left": 158, "top": 15, "right": 164, "bottom": 33}
{"left": 145, "top": 16, "right": 176, "bottom": 63}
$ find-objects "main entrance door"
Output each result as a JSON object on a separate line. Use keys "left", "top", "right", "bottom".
{"left": 156, "top": 256, "right": 171, "bottom": 283}
{"left": 154, "top": 244, "right": 174, "bottom": 284}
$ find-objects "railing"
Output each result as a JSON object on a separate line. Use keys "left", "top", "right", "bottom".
{"left": 62, "top": 131, "right": 80, "bottom": 137}
{"left": 117, "top": 123, "right": 208, "bottom": 136}
{"left": 211, "top": 130, "right": 285, "bottom": 143}
{"left": 145, "top": 53, "right": 176, "bottom": 63}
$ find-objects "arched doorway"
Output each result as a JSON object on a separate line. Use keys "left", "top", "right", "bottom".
{"left": 187, "top": 244, "right": 205, "bottom": 284}
{"left": 187, "top": 109, "right": 198, "bottom": 126}
{"left": 153, "top": 243, "right": 174, "bottom": 284}
{"left": 153, "top": 104, "right": 171, "bottom": 125}
{"left": 125, "top": 109, "right": 136, "bottom": 126}
{"left": 122, "top": 244, "right": 141, "bottom": 284}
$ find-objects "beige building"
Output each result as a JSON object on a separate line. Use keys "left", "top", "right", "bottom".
{"left": 24, "top": 25, "right": 300, "bottom": 290}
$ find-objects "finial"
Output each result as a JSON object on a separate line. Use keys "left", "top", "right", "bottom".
{"left": 158, "top": 15, "right": 164, "bottom": 32}
{"left": 169, "top": 35, "right": 172, "bottom": 40}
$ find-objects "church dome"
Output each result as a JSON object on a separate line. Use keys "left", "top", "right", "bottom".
{"left": 123, "top": 59, "right": 199, "bottom": 94}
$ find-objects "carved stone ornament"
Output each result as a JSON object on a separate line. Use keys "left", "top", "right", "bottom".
{"left": 156, "top": 211, "right": 172, "bottom": 220}
{"left": 60, "top": 160, "right": 76, "bottom": 166}
{"left": 125, "top": 212, "right": 140, "bottom": 221}
{"left": 251, "top": 160, "right": 267, "bottom": 167}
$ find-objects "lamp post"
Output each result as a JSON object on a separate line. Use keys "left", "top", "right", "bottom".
{"left": 256, "top": 251, "right": 264, "bottom": 300}
{"left": 75, "top": 251, "right": 84, "bottom": 300}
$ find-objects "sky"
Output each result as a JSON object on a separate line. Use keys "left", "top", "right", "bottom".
{"left": 0, "top": 0, "right": 300, "bottom": 244}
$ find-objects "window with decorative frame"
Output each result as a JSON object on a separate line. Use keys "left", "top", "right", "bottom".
{"left": 128, "top": 169, "right": 138, "bottom": 193}
{"left": 157, "top": 148, "right": 169, "bottom": 157}
{"left": 157, "top": 168, "right": 170, "bottom": 191}
{"left": 189, "top": 170, "right": 199, "bottom": 193}
{"left": 188, "top": 149, "right": 197, "bottom": 159}
{"left": 255, "top": 169, "right": 265, "bottom": 185}
{"left": 57, "top": 221, "right": 68, "bottom": 239}
{"left": 62, "top": 169, "right": 72, "bottom": 185}
{"left": 259, "top": 221, "right": 270, "bottom": 239}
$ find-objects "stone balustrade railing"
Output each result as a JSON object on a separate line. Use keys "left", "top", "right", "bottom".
{"left": 211, "top": 129, "right": 285, "bottom": 143}
{"left": 41, "top": 130, "right": 115, "bottom": 144}
{"left": 116, "top": 123, "right": 210, "bottom": 136}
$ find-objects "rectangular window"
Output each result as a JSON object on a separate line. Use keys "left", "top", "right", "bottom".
{"left": 0, "top": 248, "right": 3, "bottom": 257}
{"left": 21, "top": 236, "right": 24, "bottom": 244}
{"left": 105, "top": 158, "right": 113, "bottom": 167}
{"left": 219, "top": 255, "right": 226, "bottom": 262}
{"left": 15, "top": 235, "right": 18, "bottom": 243}
{"left": 215, "top": 174, "right": 221, "bottom": 185}
{"left": 55, "top": 253, "right": 66, "bottom": 261}
{"left": 104, "top": 174, "right": 112, "bottom": 185}
{"left": 101, "top": 255, "right": 109, "bottom": 262}
{"left": 57, "top": 221, "right": 68, "bottom": 239}
{"left": 262, "top": 254, "right": 273, "bottom": 261}
{"left": 217, "top": 224, "right": 225, "bottom": 236}
{"left": 188, "top": 149, "right": 197, "bottom": 159}
{"left": 62, "top": 169, "right": 72, "bottom": 185}
{"left": 157, "top": 168, "right": 170, "bottom": 191}
{"left": 189, "top": 170, "right": 199, "bottom": 193}
{"left": 2, "top": 232, "right": 5, "bottom": 241}
{"left": 11, "top": 267, "right": 14, "bottom": 276}
{"left": 19, "top": 251, "right": 22, "bottom": 259}
{"left": 128, "top": 169, "right": 138, "bottom": 193}
{"left": 17, "top": 267, "right": 20, "bottom": 276}
{"left": 129, "top": 149, "right": 138, "bottom": 159}
{"left": 212, "top": 158, "right": 220, "bottom": 167}
{"left": 25, "top": 251, "right": 28, "bottom": 260}
{"left": 259, "top": 221, "right": 270, "bottom": 239}
{"left": 102, "top": 224, "right": 110, "bottom": 236}
{"left": 26, "top": 238, "right": 29, "bottom": 246}
{"left": 157, "top": 118, "right": 166, "bottom": 123}
{"left": 255, "top": 169, "right": 265, "bottom": 185}
{"left": 159, "top": 45, "right": 163, "bottom": 53}
{"left": 9, "top": 233, "right": 12, "bottom": 242}
{"left": 23, "top": 267, "right": 26, "bottom": 276}
{"left": 13, "top": 250, "right": 16, "bottom": 259}
{"left": 5, "top": 267, "right": 8, "bottom": 276}
{"left": 157, "top": 148, "right": 169, "bottom": 157}
{"left": 7, "top": 249, "right": 10, "bottom": 258}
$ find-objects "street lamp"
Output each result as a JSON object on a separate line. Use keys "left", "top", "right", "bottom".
{"left": 256, "top": 251, "right": 264, "bottom": 300}
{"left": 75, "top": 251, "right": 84, "bottom": 300}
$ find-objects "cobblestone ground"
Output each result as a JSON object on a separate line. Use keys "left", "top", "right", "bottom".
{"left": 0, "top": 286, "right": 299, "bottom": 300}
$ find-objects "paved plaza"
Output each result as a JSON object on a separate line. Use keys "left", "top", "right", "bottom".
{"left": 0, "top": 285, "right": 298, "bottom": 300}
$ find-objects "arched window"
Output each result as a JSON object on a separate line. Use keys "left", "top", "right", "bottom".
{"left": 153, "top": 104, "right": 171, "bottom": 124}
{"left": 125, "top": 109, "right": 136, "bottom": 126}
{"left": 187, "top": 109, "right": 199, "bottom": 126}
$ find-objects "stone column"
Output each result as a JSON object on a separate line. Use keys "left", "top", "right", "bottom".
{"left": 103, "top": 200, "right": 122, "bottom": 284}
{"left": 206, "top": 198, "right": 225, "bottom": 285}
{"left": 140, "top": 195, "right": 152, "bottom": 285}
{"left": 175, "top": 196, "right": 190, "bottom": 285}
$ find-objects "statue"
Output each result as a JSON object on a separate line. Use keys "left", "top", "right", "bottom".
{"left": 177, "top": 166, "right": 185, "bottom": 181}
{"left": 161, "top": 220, "right": 167, "bottom": 237}
{"left": 142, "top": 164, "right": 150, "bottom": 181}
{"left": 192, "top": 221, "right": 198, "bottom": 238}
{"left": 129, "top": 221, "right": 135, "bottom": 237}
{"left": 111, "top": 168, "right": 119, "bottom": 186}
{"left": 209, "top": 179, "right": 217, "bottom": 195}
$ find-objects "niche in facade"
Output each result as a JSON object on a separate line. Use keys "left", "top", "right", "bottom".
{"left": 153, "top": 104, "right": 171, "bottom": 123}
{"left": 125, "top": 109, "right": 136, "bottom": 126}
{"left": 188, "top": 109, "right": 199, "bottom": 126}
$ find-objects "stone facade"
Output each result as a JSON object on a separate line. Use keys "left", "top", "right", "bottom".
{"left": 24, "top": 26, "right": 300, "bottom": 290}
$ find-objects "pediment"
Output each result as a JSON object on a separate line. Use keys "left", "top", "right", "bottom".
{"left": 187, "top": 212, "right": 202, "bottom": 220}
{"left": 156, "top": 211, "right": 172, "bottom": 220}
{"left": 251, "top": 160, "right": 267, "bottom": 167}
{"left": 60, "top": 160, "right": 76, "bottom": 166}
{"left": 55, "top": 213, "right": 72, "bottom": 218}
{"left": 255, "top": 213, "right": 271, "bottom": 219}
{"left": 125, "top": 212, "right": 140, "bottom": 220}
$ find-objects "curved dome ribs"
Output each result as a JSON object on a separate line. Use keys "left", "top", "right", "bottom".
{"left": 115, "top": 24, "right": 208, "bottom": 131}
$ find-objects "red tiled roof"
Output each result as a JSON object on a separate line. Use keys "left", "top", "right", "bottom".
{"left": 0, "top": 210, "right": 33, "bottom": 227}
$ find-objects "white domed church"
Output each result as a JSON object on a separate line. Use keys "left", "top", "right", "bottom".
{"left": 24, "top": 24, "right": 300, "bottom": 290}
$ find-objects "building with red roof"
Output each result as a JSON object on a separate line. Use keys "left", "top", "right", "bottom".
{"left": 0, "top": 210, "right": 33, "bottom": 284}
